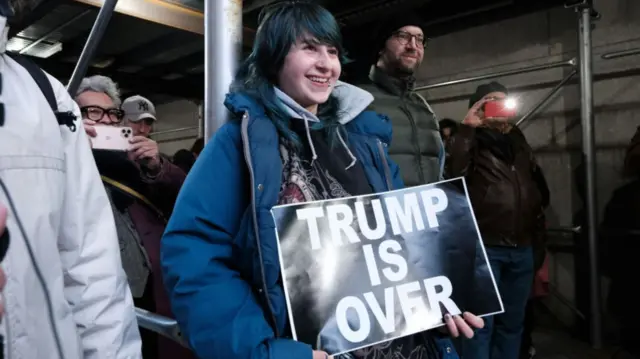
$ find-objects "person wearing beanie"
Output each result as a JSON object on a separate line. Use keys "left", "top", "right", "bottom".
{"left": 356, "top": 15, "right": 491, "bottom": 359}
{"left": 358, "top": 15, "right": 445, "bottom": 187}
{"left": 439, "top": 118, "right": 458, "bottom": 142}
{"left": 447, "top": 82, "right": 549, "bottom": 359}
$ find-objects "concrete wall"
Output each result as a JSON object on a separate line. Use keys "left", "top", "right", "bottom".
{"left": 153, "top": 99, "right": 200, "bottom": 156}
{"left": 417, "top": 0, "right": 640, "bottom": 327}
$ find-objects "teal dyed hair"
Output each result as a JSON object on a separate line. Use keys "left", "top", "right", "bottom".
{"left": 230, "top": 1, "right": 349, "bottom": 148}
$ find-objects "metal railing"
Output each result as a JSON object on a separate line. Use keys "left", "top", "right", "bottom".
{"left": 149, "top": 126, "right": 199, "bottom": 137}
{"left": 414, "top": 59, "right": 576, "bottom": 91}
{"left": 135, "top": 308, "right": 189, "bottom": 348}
{"left": 547, "top": 226, "right": 582, "bottom": 234}
{"left": 601, "top": 47, "right": 640, "bottom": 60}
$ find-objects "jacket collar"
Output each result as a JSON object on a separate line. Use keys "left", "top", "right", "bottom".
{"left": 369, "top": 65, "right": 416, "bottom": 96}
{"left": 224, "top": 91, "right": 392, "bottom": 145}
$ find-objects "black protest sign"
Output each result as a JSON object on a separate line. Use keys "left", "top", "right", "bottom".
{"left": 271, "top": 178, "right": 503, "bottom": 356}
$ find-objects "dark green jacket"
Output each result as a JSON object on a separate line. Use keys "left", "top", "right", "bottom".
{"left": 359, "top": 66, "right": 444, "bottom": 187}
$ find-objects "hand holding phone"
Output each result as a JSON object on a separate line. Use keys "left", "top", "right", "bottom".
{"left": 128, "top": 136, "right": 161, "bottom": 171}
{"left": 483, "top": 99, "right": 517, "bottom": 120}
{"left": 90, "top": 125, "right": 133, "bottom": 151}
{"left": 463, "top": 99, "right": 488, "bottom": 128}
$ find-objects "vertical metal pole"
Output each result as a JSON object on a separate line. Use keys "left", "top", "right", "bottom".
{"left": 204, "top": 0, "right": 242, "bottom": 142}
{"left": 66, "top": 0, "right": 119, "bottom": 95}
{"left": 197, "top": 100, "right": 204, "bottom": 139}
{"left": 578, "top": 4, "right": 602, "bottom": 349}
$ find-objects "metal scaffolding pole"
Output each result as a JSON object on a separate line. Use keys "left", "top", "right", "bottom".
{"left": 577, "top": 3, "right": 603, "bottom": 349}
{"left": 150, "top": 126, "right": 198, "bottom": 137}
{"left": 135, "top": 308, "right": 188, "bottom": 348}
{"left": 204, "top": 0, "right": 242, "bottom": 142}
{"left": 415, "top": 59, "right": 576, "bottom": 91}
{"left": 601, "top": 47, "right": 640, "bottom": 60}
{"left": 515, "top": 69, "right": 577, "bottom": 127}
{"left": 197, "top": 101, "right": 204, "bottom": 139}
{"left": 66, "top": 0, "right": 119, "bottom": 95}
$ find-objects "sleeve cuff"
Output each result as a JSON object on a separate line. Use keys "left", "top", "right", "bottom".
{"left": 141, "top": 157, "right": 166, "bottom": 182}
{"left": 270, "top": 338, "right": 313, "bottom": 359}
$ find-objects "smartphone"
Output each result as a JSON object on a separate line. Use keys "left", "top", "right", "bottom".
{"left": 91, "top": 125, "right": 133, "bottom": 151}
{"left": 484, "top": 99, "right": 517, "bottom": 119}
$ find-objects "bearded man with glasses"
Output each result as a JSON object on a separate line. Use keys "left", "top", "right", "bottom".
{"left": 75, "top": 75, "right": 190, "bottom": 359}
{"left": 359, "top": 16, "right": 445, "bottom": 188}
{"left": 354, "top": 16, "right": 469, "bottom": 359}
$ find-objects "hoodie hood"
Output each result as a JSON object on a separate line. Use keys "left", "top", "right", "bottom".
{"left": 274, "top": 81, "right": 374, "bottom": 170}
{"left": 274, "top": 80, "right": 374, "bottom": 125}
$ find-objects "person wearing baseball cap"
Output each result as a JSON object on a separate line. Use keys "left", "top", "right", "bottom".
{"left": 358, "top": 15, "right": 445, "bottom": 188}
{"left": 122, "top": 95, "right": 157, "bottom": 138}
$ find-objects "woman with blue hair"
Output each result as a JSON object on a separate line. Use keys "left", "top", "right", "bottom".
{"left": 161, "top": 2, "right": 483, "bottom": 359}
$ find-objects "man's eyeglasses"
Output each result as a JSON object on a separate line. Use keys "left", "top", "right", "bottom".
{"left": 393, "top": 31, "right": 428, "bottom": 48}
{"left": 80, "top": 106, "right": 124, "bottom": 123}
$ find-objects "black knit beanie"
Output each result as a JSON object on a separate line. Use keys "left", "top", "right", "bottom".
{"left": 468, "top": 81, "right": 509, "bottom": 108}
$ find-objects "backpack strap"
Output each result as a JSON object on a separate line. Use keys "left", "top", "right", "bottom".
{"left": 101, "top": 175, "right": 168, "bottom": 224}
{"left": 6, "top": 53, "right": 77, "bottom": 132}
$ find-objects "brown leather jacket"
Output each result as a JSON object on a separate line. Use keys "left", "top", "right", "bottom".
{"left": 446, "top": 124, "right": 546, "bottom": 248}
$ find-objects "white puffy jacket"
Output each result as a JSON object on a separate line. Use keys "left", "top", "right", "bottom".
{"left": 0, "top": 17, "right": 142, "bottom": 359}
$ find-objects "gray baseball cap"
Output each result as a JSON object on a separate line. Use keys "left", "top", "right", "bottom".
{"left": 122, "top": 95, "right": 156, "bottom": 122}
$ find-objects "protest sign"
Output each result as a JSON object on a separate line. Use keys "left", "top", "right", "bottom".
{"left": 271, "top": 178, "right": 503, "bottom": 356}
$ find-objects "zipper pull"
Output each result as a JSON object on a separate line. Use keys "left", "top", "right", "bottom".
{"left": 511, "top": 165, "right": 516, "bottom": 172}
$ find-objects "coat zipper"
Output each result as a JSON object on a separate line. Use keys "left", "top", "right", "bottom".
{"left": 377, "top": 139, "right": 394, "bottom": 191}
{"left": 240, "top": 111, "right": 279, "bottom": 337}
{"left": 400, "top": 104, "right": 426, "bottom": 184}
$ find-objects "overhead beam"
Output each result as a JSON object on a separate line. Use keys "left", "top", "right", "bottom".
{"left": 138, "top": 50, "right": 203, "bottom": 77}
{"left": 8, "top": 0, "right": 65, "bottom": 38}
{"left": 137, "top": 42, "right": 253, "bottom": 78}
{"left": 70, "top": 0, "right": 255, "bottom": 45}
{"left": 111, "top": 32, "right": 200, "bottom": 66}
{"left": 57, "top": 29, "right": 195, "bottom": 61}
{"left": 33, "top": 57, "right": 204, "bottom": 99}
{"left": 242, "top": 0, "right": 280, "bottom": 14}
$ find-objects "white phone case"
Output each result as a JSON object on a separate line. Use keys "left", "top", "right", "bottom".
{"left": 91, "top": 125, "right": 133, "bottom": 151}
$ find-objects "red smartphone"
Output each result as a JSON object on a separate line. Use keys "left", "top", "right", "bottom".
{"left": 484, "top": 99, "right": 517, "bottom": 119}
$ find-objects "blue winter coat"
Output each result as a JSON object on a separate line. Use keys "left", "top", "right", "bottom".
{"left": 161, "top": 82, "right": 456, "bottom": 359}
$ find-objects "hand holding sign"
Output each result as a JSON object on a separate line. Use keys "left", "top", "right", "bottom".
{"left": 312, "top": 350, "right": 332, "bottom": 359}
{"left": 272, "top": 179, "right": 503, "bottom": 356}
{"left": 442, "top": 312, "right": 484, "bottom": 338}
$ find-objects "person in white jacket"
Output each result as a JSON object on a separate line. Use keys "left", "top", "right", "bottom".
{"left": 0, "top": 1, "right": 142, "bottom": 358}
